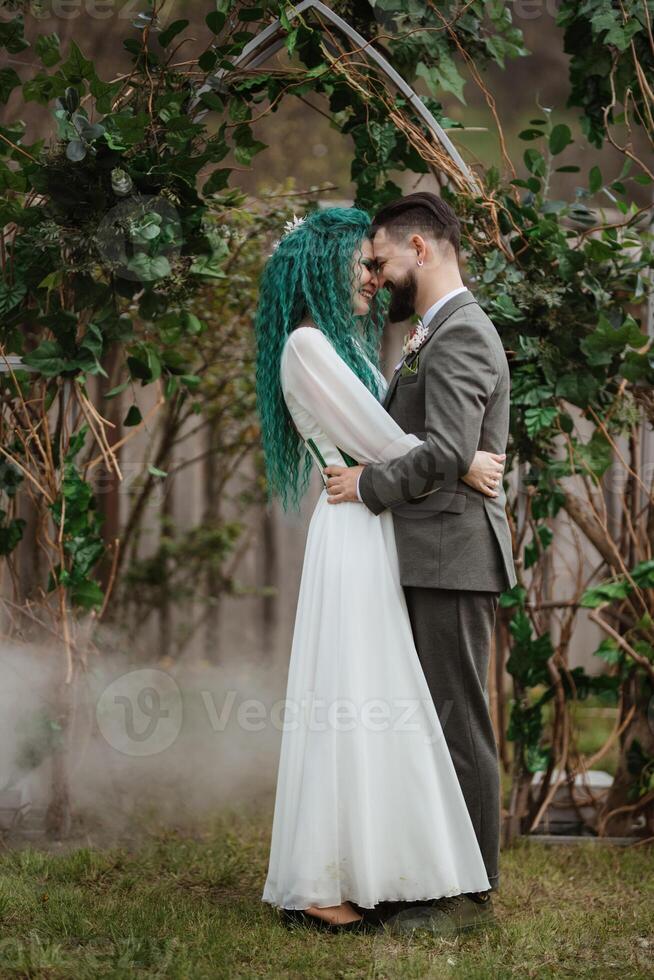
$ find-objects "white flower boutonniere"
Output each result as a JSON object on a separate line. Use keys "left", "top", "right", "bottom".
{"left": 401, "top": 321, "right": 428, "bottom": 358}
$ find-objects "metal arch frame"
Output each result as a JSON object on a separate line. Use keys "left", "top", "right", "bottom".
{"left": 193, "top": 0, "right": 481, "bottom": 196}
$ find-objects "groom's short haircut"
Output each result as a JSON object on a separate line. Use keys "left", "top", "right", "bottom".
{"left": 371, "top": 192, "right": 460, "bottom": 258}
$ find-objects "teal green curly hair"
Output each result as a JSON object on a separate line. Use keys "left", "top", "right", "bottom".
{"left": 254, "top": 206, "right": 386, "bottom": 510}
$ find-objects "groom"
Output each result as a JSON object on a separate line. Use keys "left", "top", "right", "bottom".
{"left": 324, "top": 192, "right": 517, "bottom": 933}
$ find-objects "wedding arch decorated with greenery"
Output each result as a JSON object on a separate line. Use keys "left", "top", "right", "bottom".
{"left": 1, "top": 1, "right": 653, "bottom": 839}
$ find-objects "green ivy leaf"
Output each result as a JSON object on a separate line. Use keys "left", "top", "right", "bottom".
{"left": 203, "top": 168, "right": 231, "bottom": 194}
{"left": 71, "top": 578, "right": 104, "bottom": 610}
{"left": 580, "top": 579, "right": 632, "bottom": 608}
{"left": 580, "top": 314, "right": 645, "bottom": 367}
{"left": 417, "top": 51, "right": 466, "bottom": 105}
{"left": 499, "top": 584, "right": 527, "bottom": 608}
{"left": 593, "top": 639, "right": 622, "bottom": 665}
{"left": 0, "top": 516, "right": 25, "bottom": 555}
{"left": 0, "top": 68, "right": 20, "bottom": 104}
{"left": 0, "top": 16, "right": 29, "bottom": 54}
{"left": 35, "top": 33, "right": 61, "bottom": 67}
{"left": 525, "top": 525, "right": 554, "bottom": 569}
{"left": 22, "top": 341, "right": 69, "bottom": 376}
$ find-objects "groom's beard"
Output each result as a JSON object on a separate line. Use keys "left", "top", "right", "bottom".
{"left": 387, "top": 269, "right": 418, "bottom": 323}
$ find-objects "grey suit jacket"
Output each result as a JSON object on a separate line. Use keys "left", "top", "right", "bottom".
{"left": 358, "top": 288, "right": 517, "bottom": 592}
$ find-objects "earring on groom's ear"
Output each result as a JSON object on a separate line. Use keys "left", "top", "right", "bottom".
{"left": 417, "top": 258, "right": 424, "bottom": 267}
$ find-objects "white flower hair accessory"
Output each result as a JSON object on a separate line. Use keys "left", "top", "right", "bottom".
{"left": 271, "top": 212, "right": 308, "bottom": 252}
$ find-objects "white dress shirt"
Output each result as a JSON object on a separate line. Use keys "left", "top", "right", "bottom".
{"left": 355, "top": 285, "right": 468, "bottom": 501}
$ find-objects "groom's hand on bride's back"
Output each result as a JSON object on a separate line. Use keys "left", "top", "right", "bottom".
{"left": 324, "top": 465, "right": 365, "bottom": 503}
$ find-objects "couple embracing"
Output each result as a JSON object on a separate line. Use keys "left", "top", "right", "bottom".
{"left": 254, "top": 193, "right": 517, "bottom": 936}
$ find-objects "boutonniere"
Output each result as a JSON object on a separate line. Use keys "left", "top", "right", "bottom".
{"left": 398, "top": 321, "right": 428, "bottom": 377}
{"left": 401, "top": 321, "right": 428, "bottom": 358}
{"left": 400, "top": 356, "right": 419, "bottom": 378}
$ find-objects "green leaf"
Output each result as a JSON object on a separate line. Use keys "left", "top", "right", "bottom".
{"left": 593, "top": 639, "right": 622, "bottom": 665}
{"left": 499, "top": 584, "right": 527, "bottom": 608}
{"left": 206, "top": 11, "right": 226, "bottom": 33}
{"left": 66, "top": 139, "right": 86, "bottom": 162}
{"left": 228, "top": 97, "right": 251, "bottom": 123}
{"left": 0, "top": 68, "right": 20, "bottom": 104}
{"left": 549, "top": 123, "right": 572, "bottom": 154}
{"left": 489, "top": 293, "right": 524, "bottom": 323}
{"left": 554, "top": 371, "right": 600, "bottom": 406}
{"left": 148, "top": 465, "right": 168, "bottom": 478}
{"left": 524, "top": 525, "right": 554, "bottom": 569}
{"left": 524, "top": 407, "right": 558, "bottom": 437}
{"left": 80, "top": 322, "right": 103, "bottom": 360}
{"left": 71, "top": 578, "right": 104, "bottom": 610}
{"left": 125, "top": 254, "right": 171, "bottom": 281}
{"left": 60, "top": 41, "right": 95, "bottom": 84}
{"left": 182, "top": 312, "right": 204, "bottom": 335}
{"left": 580, "top": 579, "right": 632, "bottom": 608}
{"left": 123, "top": 404, "right": 142, "bottom": 426}
{"left": 35, "top": 33, "right": 61, "bottom": 67}
{"left": 286, "top": 27, "right": 299, "bottom": 56}
{"left": 580, "top": 314, "right": 645, "bottom": 367}
{"left": 198, "top": 50, "right": 218, "bottom": 72}
{"left": 22, "top": 341, "right": 69, "bottom": 377}
{"left": 0, "top": 16, "right": 29, "bottom": 54}
{"left": 103, "top": 111, "right": 149, "bottom": 151}
{"left": 203, "top": 168, "right": 231, "bottom": 194}
{"left": 523, "top": 148, "right": 546, "bottom": 176}
{"left": 518, "top": 129, "right": 544, "bottom": 141}
{"left": 417, "top": 51, "right": 466, "bottom": 105}
{"left": 0, "top": 279, "right": 26, "bottom": 315}
{"left": 199, "top": 89, "right": 223, "bottom": 111}
{"left": 105, "top": 380, "right": 130, "bottom": 399}
{"left": 234, "top": 142, "right": 265, "bottom": 166}
{"left": 0, "top": 516, "right": 25, "bottom": 556}
{"left": 158, "top": 19, "right": 189, "bottom": 47}
{"left": 630, "top": 559, "right": 654, "bottom": 589}
{"left": 572, "top": 430, "right": 613, "bottom": 478}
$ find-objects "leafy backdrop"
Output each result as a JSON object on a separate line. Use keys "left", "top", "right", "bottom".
{"left": 1, "top": 0, "right": 653, "bottom": 838}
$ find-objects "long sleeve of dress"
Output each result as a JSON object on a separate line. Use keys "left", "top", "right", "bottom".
{"left": 281, "top": 326, "right": 421, "bottom": 464}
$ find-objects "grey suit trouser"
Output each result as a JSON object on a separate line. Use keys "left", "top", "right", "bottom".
{"left": 403, "top": 586, "right": 501, "bottom": 893}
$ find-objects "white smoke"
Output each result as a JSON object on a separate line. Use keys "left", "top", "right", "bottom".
{"left": 0, "top": 640, "right": 286, "bottom": 839}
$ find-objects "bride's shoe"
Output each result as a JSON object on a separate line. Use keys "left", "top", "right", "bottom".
{"left": 280, "top": 907, "right": 378, "bottom": 934}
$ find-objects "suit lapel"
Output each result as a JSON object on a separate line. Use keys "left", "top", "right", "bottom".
{"left": 382, "top": 289, "right": 478, "bottom": 409}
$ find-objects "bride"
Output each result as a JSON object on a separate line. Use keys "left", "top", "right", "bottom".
{"left": 254, "top": 207, "right": 504, "bottom": 933}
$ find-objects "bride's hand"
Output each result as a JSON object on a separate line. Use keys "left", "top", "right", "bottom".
{"left": 462, "top": 451, "right": 506, "bottom": 497}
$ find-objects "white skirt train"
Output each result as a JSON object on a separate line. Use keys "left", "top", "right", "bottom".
{"left": 262, "top": 489, "right": 491, "bottom": 909}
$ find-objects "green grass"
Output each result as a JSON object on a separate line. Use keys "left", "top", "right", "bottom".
{"left": 0, "top": 805, "right": 652, "bottom": 978}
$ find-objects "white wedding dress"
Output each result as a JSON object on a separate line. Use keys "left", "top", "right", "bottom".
{"left": 262, "top": 325, "right": 491, "bottom": 910}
